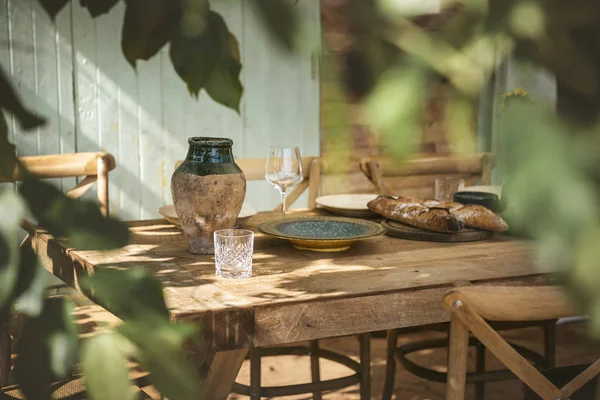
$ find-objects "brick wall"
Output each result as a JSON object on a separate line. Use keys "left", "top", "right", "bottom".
{"left": 320, "top": 2, "right": 464, "bottom": 195}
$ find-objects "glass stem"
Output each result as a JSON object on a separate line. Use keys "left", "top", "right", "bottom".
{"left": 281, "top": 191, "right": 287, "bottom": 218}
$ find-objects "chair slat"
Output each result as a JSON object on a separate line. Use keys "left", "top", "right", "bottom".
{"left": 5, "top": 152, "right": 115, "bottom": 182}
{"left": 360, "top": 153, "right": 494, "bottom": 195}
{"left": 66, "top": 176, "right": 97, "bottom": 199}
{"left": 451, "top": 286, "right": 576, "bottom": 322}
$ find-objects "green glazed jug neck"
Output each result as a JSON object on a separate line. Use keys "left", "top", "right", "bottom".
{"left": 185, "top": 137, "right": 234, "bottom": 164}
{"left": 177, "top": 137, "right": 242, "bottom": 176}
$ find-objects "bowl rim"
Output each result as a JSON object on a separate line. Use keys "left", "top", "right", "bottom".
{"left": 257, "top": 216, "right": 386, "bottom": 241}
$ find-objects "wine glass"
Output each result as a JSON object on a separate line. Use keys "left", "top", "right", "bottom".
{"left": 265, "top": 146, "right": 303, "bottom": 217}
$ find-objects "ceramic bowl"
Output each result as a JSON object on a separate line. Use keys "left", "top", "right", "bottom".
{"left": 257, "top": 216, "right": 385, "bottom": 252}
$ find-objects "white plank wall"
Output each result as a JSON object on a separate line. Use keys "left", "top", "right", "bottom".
{"left": 1, "top": 0, "right": 321, "bottom": 219}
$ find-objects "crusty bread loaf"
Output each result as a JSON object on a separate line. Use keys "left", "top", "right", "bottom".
{"left": 367, "top": 196, "right": 463, "bottom": 233}
{"left": 368, "top": 195, "right": 509, "bottom": 232}
{"left": 447, "top": 203, "right": 508, "bottom": 231}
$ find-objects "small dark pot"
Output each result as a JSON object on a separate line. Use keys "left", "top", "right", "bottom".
{"left": 171, "top": 137, "right": 246, "bottom": 254}
{"left": 453, "top": 191, "right": 501, "bottom": 212}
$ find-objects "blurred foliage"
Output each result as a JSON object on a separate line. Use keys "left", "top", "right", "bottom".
{"left": 329, "top": 0, "right": 600, "bottom": 333}
{"left": 4, "top": 0, "right": 600, "bottom": 397}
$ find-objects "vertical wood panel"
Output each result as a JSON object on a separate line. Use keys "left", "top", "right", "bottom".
{"left": 242, "top": 0, "right": 320, "bottom": 210}
{"left": 137, "top": 53, "right": 164, "bottom": 220}
{"left": 160, "top": 50, "right": 187, "bottom": 208}
{"left": 9, "top": 0, "right": 37, "bottom": 157}
{"left": 113, "top": 2, "right": 140, "bottom": 220}
{"left": 55, "top": 4, "right": 76, "bottom": 192}
{"left": 92, "top": 5, "right": 122, "bottom": 215}
{"left": 71, "top": 0, "right": 99, "bottom": 205}
{"left": 32, "top": 0, "right": 62, "bottom": 189}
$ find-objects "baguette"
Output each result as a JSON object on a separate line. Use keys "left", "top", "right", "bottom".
{"left": 447, "top": 203, "right": 508, "bottom": 231}
{"left": 368, "top": 195, "right": 463, "bottom": 233}
{"left": 369, "top": 196, "right": 509, "bottom": 232}
{"left": 420, "top": 199, "right": 508, "bottom": 231}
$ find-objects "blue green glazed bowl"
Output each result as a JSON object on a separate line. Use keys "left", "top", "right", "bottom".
{"left": 257, "top": 217, "right": 386, "bottom": 252}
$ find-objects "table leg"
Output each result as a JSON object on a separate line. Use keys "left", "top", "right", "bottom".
{"left": 359, "top": 333, "right": 371, "bottom": 400}
{"left": 189, "top": 348, "right": 249, "bottom": 400}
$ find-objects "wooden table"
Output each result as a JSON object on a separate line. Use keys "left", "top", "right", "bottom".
{"left": 31, "top": 209, "right": 547, "bottom": 399}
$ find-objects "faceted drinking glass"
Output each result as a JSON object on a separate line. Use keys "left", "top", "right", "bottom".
{"left": 214, "top": 229, "right": 254, "bottom": 279}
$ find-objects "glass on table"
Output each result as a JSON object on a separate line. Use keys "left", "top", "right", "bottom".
{"left": 265, "top": 146, "right": 303, "bottom": 217}
{"left": 214, "top": 229, "right": 254, "bottom": 279}
{"left": 434, "top": 176, "right": 465, "bottom": 202}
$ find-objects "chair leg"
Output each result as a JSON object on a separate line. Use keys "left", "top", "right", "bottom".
{"left": 543, "top": 321, "right": 556, "bottom": 369}
{"left": 309, "top": 340, "right": 322, "bottom": 400}
{"left": 382, "top": 329, "right": 399, "bottom": 400}
{"left": 475, "top": 341, "right": 486, "bottom": 400}
{"left": 359, "top": 333, "right": 371, "bottom": 400}
{"left": 250, "top": 348, "right": 261, "bottom": 400}
{"left": 447, "top": 314, "right": 470, "bottom": 400}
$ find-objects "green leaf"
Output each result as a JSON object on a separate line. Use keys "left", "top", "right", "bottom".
{"left": 19, "top": 179, "right": 129, "bottom": 250}
{"left": 169, "top": 10, "right": 243, "bottom": 111}
{"left": 79, "top": 0, "right": 120, "bottom": 17}
{"left": 83, "top": 268, "right": 201, "bottom": 400}
{"left": 180, "top": 0, "right": 209, "bottom": 39}
{"left": 203, "top": 39, "right": 243, "bottom": 112}
{"left": 82, "top": 268, "right": 169, "bottom": 320}
{"left": 0, "top": 189, "right": 26, "bottom": 313}
{"left": 36, "top": 0, "right": 70, "bottom": 19}
{"left": 13, "top": 246, "right": 48, "bottom": 317}
{"left": 0, "top": 66, "right": 45, "bottom": 130}
{"left": 249, "top": 0, "right": 297, "bottom": 50}
{"left": 118, "top": 320, "right": 200, "bottom": 400}
{"left": 82, "top": 332, "right": 136, "bottom": 400}
{"left": 364, "top": 62, "right": 428, "bottom": 161}
{"left": 15, "top": 298, "right": 79, "bottom": 399}
{"left": 121, "top": 0, "right": 181, "bottom": 68}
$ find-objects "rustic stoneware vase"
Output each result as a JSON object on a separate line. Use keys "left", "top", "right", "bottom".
{"left": 171, "top": 137, "right": 246, "bottom": 254}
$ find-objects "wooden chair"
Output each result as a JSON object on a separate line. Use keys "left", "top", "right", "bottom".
{"left": 444, "top": 286, "right": 598, "bottom": 400}
{"left": 364, "top": 153, "right": 558, "bottom": 400}
{"left": 176, "top": 156, "right": 322, "bottom": 209}
{"left": 359, "top": 153, "right": 494, "bottom": 197}
{"left": 4, "top": 152, "right": 116, "bottom": 217}
{"left": 0, "top": 152, "right": 145, "bottom": 397}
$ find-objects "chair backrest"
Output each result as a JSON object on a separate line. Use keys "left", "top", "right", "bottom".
{"left": 359, "top": 152, "right": 494, "bottom": 197}
{"left": 175, "top": 157, "right": 322, "bottom": 210}
{"left": 2, "top": 152, "right": 116, "bottom": 217}
{"left": 443, "top": 286, "right": 593, "bottom": 400}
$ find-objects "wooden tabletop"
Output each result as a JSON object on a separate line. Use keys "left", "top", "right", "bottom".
{"left": 32, "top": 209, "right": 547, "bottom": 352}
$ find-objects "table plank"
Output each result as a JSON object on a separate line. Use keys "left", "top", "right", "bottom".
{"left": 31, "top": 209, "right": 548, "bottom": 352}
